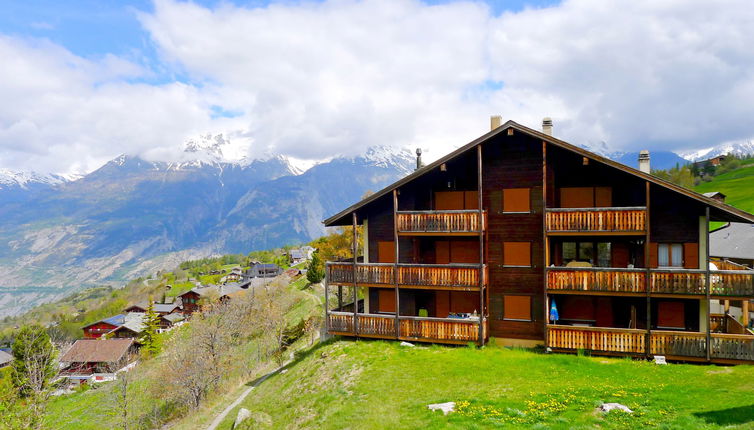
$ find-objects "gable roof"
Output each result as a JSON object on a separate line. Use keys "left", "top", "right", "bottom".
{"left": 710, "top": 222, "right": 754, "bottom": 260}
{"left": 323, "top": 120, "right": 754, "bottom": 226}
{"left": 60, "top": 339, "right": 134, "bottom": 363}
{"left": 0, "top": 349, "right": 12, "bottom": 366}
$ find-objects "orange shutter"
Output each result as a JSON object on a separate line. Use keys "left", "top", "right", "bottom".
{"left": 450, "top": 241, "right": 480, "bottom": 264}
{"left": 560, "top": 187, "right": 594, "bottom": 208}
{"left": 377, "top": 241, "right": 395, "bottom": 264}
{"left": 378, "top": 289, "right": 396, "bottom": 313}
{"left": 435, "top": 191, "right": 465, "bottom": 210}
{"left": 657, "top": 301, "right": 685, "bottom": 329}
{"left": 503, "top": 242, "right": 531, "bottom": 267}
{"left": 649, "top": 242, "right": 658, "bottom": 268}
{"left": 683, "top": 243, "right": 699, "bottom": 269}
{"left": 595, "top": 187, "right": 612, "bottom": 207}
{"left": 464, "top": 191, "right": 479, "bottom": 209}
{"left": 503, "top": 295, "right": 532, "bottom": 321}
{"left": 503, "top": 188, "right": 531, "bottom": 212}
{"left": 435, "top": 241, "right": 450, "bottom": 264}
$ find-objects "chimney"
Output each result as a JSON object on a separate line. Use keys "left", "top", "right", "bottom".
{"left": 415, "top": 148, "right": 424, "bottom": 171}
{"left": 490, "top": 115, "right": 502, "bottom": 131}
{"left": 542, "top": 117, "right": 553, "bottom": 136}
{"left": 638, "top": 150, "right": 650, "bottom": 173}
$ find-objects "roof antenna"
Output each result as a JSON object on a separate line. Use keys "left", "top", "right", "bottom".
{"left": 415, "top": 148, "right": 424, "bottom": 171}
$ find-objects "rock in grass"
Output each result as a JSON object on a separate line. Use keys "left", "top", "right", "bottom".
{"left": 234, "top": 408, "right": 252, "bottom": 428}
{"left": 599, "top": 403, "right": 633, "bottom": 413}
{"left": 400, "top": 341, "right": 415, "bottom": 347}
{"left": 428, "top": 402, "right": 456, "bottom": 415}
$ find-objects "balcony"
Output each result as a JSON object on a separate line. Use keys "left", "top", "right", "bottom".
{"left": 546, "top": 267, "right": 754, "bottom": 297}
{"left": 547, "top": 325, "right": 754, "bottom": 362}
{"left": 327, "top": 262, "right": 485, "bottom": 291}
{"left": 545, "top": 207, "right": 647, "bottom": 235}
{"left": 396, "top": 210, "right": 484, "bottom": 235}
{"left": 327, "top": 311, "right": 484, "bottom": 344}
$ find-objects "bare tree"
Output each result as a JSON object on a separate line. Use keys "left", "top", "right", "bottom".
{"left": 107, "top": 351, "right": 138, "bottom": 430}
{"left": 10, "top": 325, "right": 59, "bottom": 430}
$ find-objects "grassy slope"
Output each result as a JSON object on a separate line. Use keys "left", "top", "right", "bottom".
{"left": 44, "top": 276, "right": 321, "bottom": 430}
{"left": 695, "top": 164, "right": 754, "bottom": 214}
{"left": 218, "top": 339, "right": 754, "bottom": 429}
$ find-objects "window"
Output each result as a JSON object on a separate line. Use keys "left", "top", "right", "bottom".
{"left": 377, "top": 289, "right": 396, "bottom": 313}
{"left": 658, "top": 243, "right": 683, "bottom": 267}
{"left": 503, "top": 188, "right": 530, "bottom": 213}
{"left": 657, "top": 301, "right": 685, "bottom": 329}
{"left": 561, "top": 241, "right": 612, "bottom": 267}
{"left": 503, "top": 295, "right": 532, "bottom": 321}
{"left": 503, "top": 242, "right": 531, "bottom": 267}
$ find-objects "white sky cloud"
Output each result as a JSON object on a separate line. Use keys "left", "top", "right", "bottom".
{"left": 2, "top": 0, "right": 754, "bottom": 174}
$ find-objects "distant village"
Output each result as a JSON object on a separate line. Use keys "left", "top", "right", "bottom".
{"left": 30, "top": 246, "right": 316, "bottom": 386}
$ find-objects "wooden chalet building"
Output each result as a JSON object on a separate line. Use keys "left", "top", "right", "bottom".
{"left": 323, "top": 118, "right": 754, "bottom": 364}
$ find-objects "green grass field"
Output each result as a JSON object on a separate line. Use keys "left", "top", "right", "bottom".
{"left": 217, "top": 339, "right": 754, "bottom": 429}
{"left": 696, "top": 163, "right": 754, "bottom": 214}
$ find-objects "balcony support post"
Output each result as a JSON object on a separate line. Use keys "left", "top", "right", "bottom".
{"left": 477, "top": 144, "right": 485, "bottom": 345}
{"left": 645, "top": 181, "right": 651, "bottom": 357}
{"left": 324, "top": 267, "right": 329, "bottom": 332}
{"left": 706, "top": 206, "right": 711, "bottom": 361}
{"left": 393, "top": 189, "right": 400, "bottom": 339}
{"left": 338, "top": 286, "right": 343, "bottom": 311}
{"left": 542, "top": 140, "right": 549, "bottom": 348}
{"left": 352, "top": 212, "right": 359, "bottom": 336}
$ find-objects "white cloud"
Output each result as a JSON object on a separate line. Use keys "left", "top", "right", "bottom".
{"left": 3, "top": 0, "right": 754, "bottom": 174}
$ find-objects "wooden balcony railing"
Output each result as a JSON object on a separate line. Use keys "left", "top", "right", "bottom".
{"left": 547, "top": 267, "right": 754, "bottom": 297}
{"left": 326, "top": 263, "right": 484, "bottom": 290}
{"left": 547, "top": 325, "right": 646, "bottom": 354}
{"left": 397, "top": 210, "right": 484, "bottom": 234}
{"left": 710, "top": 271, "right": 754, "bottom": 296}
{"left": 547, "top": 268, "right": 646, "bottom": 293}
{"left": 710, "top": 334, "right": 754, "bottom": 361}
{"left": 545, "top": 207, "right": 646, "bottom": 233}
{"left": 326, "top": 312, "right": 483, "bottom": 344}
{"left": 650, "top": 270, "right": 706, "bottom": 295}
{"left": 649, "top": 331, "right": 707, "bottom": 358}
{"left": 548, "top": 325, "right": 754, "bottom": 362}
{"left": 713, "top": 259, "right": 751, "bottom": 271}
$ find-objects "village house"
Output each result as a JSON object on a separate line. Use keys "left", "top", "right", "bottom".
{"left": 0, "top": 348, "right": 11, "bottom": 369}
{"left": 246, "top": 263, "right": 282, "bottom": 278}
{"left": 287, "top": 249, "right": 308, "bottom": 265}
{"left": 123, "top": 301, "right": 181, "bottom": 315}
{"left": 322, "top": 118, "right": 754, "bottom": 364}
{"left": 59, "top": 338, "right": 137, "bottom": 385}
{"left": 81, "top": 313, "right": 146, "bottom": 339}
{"left": 178, "top": 281, "right": 251, "bottom": 315}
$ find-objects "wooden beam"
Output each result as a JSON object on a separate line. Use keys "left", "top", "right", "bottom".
{"left": 324, "top": 265, "right": 329, "bottom": 333}
{"left": 706, "top": 206, "right": 711, "bottom": 361}
{"left": 393, "top": 189, "right": 400, "bottom": 338}
{"left": 352, "top": 212, "right": 359, "bottom": 336}
{"left": 477, "top": 144, "right": 485, "bottom": 346}
{"left": 645, "top": 181, "right": 651, "bottom": 358}
{"left": 543, "top": 140, "right": 550, "bottom": 345}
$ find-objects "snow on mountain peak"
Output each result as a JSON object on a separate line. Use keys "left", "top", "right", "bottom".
{"left": 0, "top": 168, "right": 73, "bottom": 189}
{"left": 678, "top": 139, "right": 754, "bottom": 162}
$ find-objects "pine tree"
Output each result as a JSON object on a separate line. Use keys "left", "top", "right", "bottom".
{"left": 306, "top": 251, "right": 325, "bottom": 284}
{"left": 140, "top": 299, "right": 161, "bottom": 357}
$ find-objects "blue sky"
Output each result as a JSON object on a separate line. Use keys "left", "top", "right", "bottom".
{"left": 1, "top": 0, "right": 753, "bottom": 174}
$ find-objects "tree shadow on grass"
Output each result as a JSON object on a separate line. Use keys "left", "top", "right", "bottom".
{"left": 243, "top": 337, "right": 337, "bottom": 387}
{"left": 694, "top": 405, "right": 754, "bottom": 425}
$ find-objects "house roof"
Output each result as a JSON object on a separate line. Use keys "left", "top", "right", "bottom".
{"left": 710, "top": 222, "right": 754, "bottom": 261}
{"left": 703, "top": 191, "right": 726, "bottom": 199}
{"left": 60, "top": 339, "right": 134, "bottom": 364}
{"left": 0, "top": 349, "right": 12, "bottom": 366}
{"left": 323, "top": 120, "right": 754, "bottom": 226}
{"left": 289, "top": 249, "right": 305, "bottom": 259}
{"left": 82, "top": 314, "right": 124, "bottom": 330}
{"left": 162, "top": 313, "right": 185, "bottom": 323}
{"left": 125, "top": 302, "right": 179, "bottom": 314}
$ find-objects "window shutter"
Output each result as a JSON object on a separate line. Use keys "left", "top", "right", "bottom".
{"left": 490, "top": 190, "right": 502, "bottom": 213}
{"left": 649, "top": 242, "right": 658, "bottom": 268}
{"left": 683, "top": 243, "right": 698, "bottom": 269}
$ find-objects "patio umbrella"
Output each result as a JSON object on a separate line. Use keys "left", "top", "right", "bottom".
{"left": 549, "top": 300, "right": 559, "bottom": 323}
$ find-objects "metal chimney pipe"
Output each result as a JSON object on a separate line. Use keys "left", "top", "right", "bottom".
{"left": 415, "top": 148, "right": 423, "bottom": 171}
{"left": 542, "top": 117, "right": 553, "bottom": 136}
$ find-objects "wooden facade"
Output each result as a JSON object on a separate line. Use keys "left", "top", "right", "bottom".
{"left": 322, "top": 120, "right": 754, "bottom": 362}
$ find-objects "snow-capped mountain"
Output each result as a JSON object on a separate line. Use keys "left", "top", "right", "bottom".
{"left": 678, "top": 140, "right": 754, "bottom": 162}
{"left": 0, "top": 169, "right": 79, "bottom": 190}
{"left": 0, "top": 144, "right": 414, "bottom": 317}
